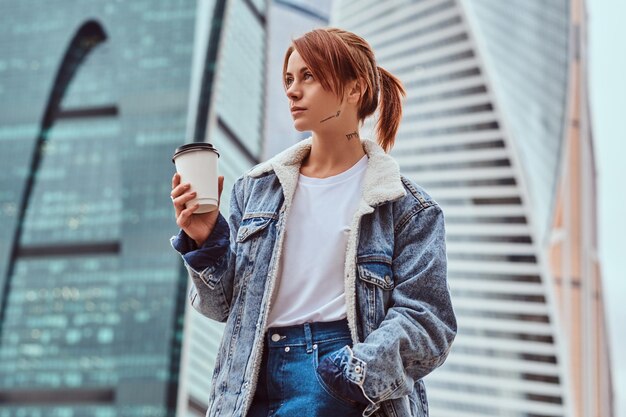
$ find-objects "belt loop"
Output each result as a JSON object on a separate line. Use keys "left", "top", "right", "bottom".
{"left": 304, "top": 322, "right": 313, "bottom": 353}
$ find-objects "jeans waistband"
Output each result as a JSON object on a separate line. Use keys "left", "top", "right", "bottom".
{"left": 265, "top": 318, "right": 351, "bottom": 352}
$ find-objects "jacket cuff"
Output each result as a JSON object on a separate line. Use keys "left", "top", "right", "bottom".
{"left": 170, "top": 213, "right": 230, "bottom": 272}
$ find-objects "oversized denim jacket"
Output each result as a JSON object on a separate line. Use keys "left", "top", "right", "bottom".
{"left": 171, "top": 137, "right": 457, "bottom": 417}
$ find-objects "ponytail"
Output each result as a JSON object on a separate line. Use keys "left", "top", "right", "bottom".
{"left": 374, "top": 66, "right": 406, "bottom": 153}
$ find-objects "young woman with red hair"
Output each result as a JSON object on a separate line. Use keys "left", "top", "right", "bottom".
{"left": 170, "top": 27, "right": 456, "bottom": 417}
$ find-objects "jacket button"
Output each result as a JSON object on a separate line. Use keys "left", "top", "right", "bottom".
{"left": 271, "top": 333, "right": 281, "bottom": 342}
{"left": 384, "top": 275, "right": 391, "bottom": 284}
{"left": 355, "top": 366, "right": 362, "bottom": 373}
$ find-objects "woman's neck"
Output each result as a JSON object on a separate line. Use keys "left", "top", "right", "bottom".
{"left": 299, "top": 131, "right": 366, "bottom": 179}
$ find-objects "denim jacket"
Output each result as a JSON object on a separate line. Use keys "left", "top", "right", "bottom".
{"left": 171, "top": 137, "right": 457, "bottom": 417}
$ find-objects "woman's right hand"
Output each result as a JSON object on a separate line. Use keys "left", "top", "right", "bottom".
{"left": 171, "top": 173, "right": 224, "bottom": 247}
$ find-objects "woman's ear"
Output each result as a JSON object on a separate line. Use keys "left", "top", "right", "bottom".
{"left": 346, "top": 79, "right": 363, "bottom": 105}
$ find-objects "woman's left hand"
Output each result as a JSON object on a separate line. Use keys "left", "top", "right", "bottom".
{"left": 316, "top": 345, "right": 372, "bottom": 406}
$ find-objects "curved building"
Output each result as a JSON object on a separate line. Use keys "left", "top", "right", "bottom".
{"left": 0, "top": 1, "right": 267, "bottom": 416}
{"left": 331, "top": 0, "right": 613, "bottom": 416}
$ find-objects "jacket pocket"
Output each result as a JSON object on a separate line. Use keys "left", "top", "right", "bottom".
{"left": 357, "top": 257, "right": 394, "bottom": 290}
{"left": 236, "top": 214, "right": 275, "bottom": 243}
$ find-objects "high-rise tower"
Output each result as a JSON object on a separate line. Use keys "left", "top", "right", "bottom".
{"left": 332, "top": 0, "right": 613, "bottom": 416}
{"left": 0, "top": 1, "right": 267, "bottom": 416}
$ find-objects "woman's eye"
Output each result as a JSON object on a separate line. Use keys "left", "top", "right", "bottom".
{"left": 284, "top": 73, "right": 312, "bottom": 87}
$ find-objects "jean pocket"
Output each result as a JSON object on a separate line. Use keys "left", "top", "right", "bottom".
{"left": 312, "top": 338, "right": 362, "bottom": 409}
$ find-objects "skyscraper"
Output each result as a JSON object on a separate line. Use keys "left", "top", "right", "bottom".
{"left": 0, "top": 1, "right": 267, "bottom": 416}
{"left": 331, "top": 0, "right": 613, "bottom": 416}
{"left": 176, "top": 1, "right": 268, "bottom": 415}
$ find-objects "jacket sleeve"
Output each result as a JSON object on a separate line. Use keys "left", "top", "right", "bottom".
{"left": 169, "top": 176, "right": 245, "bottom": 322}
{"left": 319, "top": 203, "right": 457, "bottom": 411}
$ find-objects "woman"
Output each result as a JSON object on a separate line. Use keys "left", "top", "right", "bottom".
{"left": 170, "top": 28, "right": 456, "bottom": 417}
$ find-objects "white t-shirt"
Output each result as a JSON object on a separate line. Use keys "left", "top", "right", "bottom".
{"left": 267, "top": 154, "right": 368, "bottom": 328}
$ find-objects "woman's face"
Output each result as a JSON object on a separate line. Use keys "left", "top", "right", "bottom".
{"left": 284, "top": 50, "right": 344, "bottom": 132}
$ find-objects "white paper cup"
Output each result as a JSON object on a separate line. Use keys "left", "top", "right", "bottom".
{"left": 172, "top": 143, "right": 220, "bottom": 214}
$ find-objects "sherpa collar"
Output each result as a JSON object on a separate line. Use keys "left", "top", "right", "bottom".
{"left": 247, "top": 136, "right": 406, "bottom": 208}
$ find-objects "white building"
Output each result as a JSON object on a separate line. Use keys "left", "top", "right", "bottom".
{"left": 332, "top": 0, "right": 613, "bottom": 416}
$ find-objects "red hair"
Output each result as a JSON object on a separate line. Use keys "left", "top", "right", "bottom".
{"left": 283, "top": 27, "right": 406, "bottom": 152}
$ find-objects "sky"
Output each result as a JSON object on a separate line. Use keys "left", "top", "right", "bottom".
{"left": 587, "top": 1, "right": 626, "bottom": 416}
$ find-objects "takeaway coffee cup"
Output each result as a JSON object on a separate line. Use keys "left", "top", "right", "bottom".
{"left": 172, "top": 142, "right": 220, "bottom": 214}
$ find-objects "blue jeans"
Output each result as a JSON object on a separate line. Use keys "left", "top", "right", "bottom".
{"left": 246, "top": 318, "right": 366, "bottom": 417}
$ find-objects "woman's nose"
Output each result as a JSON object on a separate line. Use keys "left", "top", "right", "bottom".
{"left": 286, "top": 83, "right": 301, "bottom": 100}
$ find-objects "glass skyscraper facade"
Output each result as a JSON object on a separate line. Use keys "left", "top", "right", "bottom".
{"left": 0, "top": 1, "right": 267, "bottom": 416}
{"left": 332, "top": 0, "right": 613, "bottom": 416}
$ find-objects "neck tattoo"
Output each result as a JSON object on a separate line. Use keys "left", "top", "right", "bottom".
{"left": 320, "top": 110, "right": 341, "bottom": 123}
{"left": 346, "top": 131, "right": 359, "bottom": 141}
